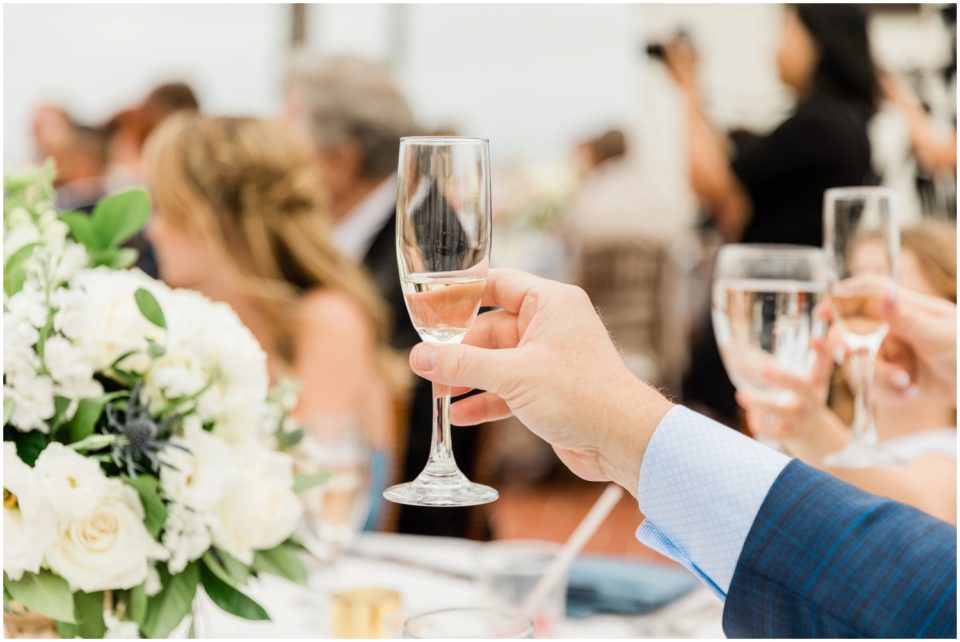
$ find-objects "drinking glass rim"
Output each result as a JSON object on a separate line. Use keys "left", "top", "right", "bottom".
{"left": 400, "top": 136, "right": 489, "bottom": 145}
{"left": 718, "top": 243, "right": 825, "bottom": 257}
{"left": 824, "top": 186, "right": 896, "bottom": 200}
{"left": 403, "top": 607, "right": 534, "bottom": 639}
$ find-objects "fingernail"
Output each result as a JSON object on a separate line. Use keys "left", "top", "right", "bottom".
{"left": 411, "top": 344, "right": 438, "bottom": 371}
{"left": 889, "top": 370, "right": 911, "bottom": 389}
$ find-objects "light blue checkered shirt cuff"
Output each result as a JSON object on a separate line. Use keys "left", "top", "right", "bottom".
{"left": 635, "top": 405, "right": 790, "bottom": 599}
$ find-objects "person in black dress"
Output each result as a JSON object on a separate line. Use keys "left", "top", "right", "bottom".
{"left": 661, "top": 5, "right": 879, "bottom": 423}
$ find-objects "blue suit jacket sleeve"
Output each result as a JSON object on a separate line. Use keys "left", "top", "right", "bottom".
{"left": 724, "top": 460, "right": 957, "bottom": 638}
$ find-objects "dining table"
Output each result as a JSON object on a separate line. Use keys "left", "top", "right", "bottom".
{"left": 192, "top": 533, "right": 725, "bottom": 639}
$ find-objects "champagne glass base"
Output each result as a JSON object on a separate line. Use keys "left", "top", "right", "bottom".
{"left": 822, "top": 442, "right": 901, "bottom": 468}
{"left": 384, "top": 472, "right": 498, "bottom": 507}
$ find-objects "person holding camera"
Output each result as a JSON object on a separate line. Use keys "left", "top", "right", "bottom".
{"left": 667, "top": 4, "right": 881, "bottom": 423}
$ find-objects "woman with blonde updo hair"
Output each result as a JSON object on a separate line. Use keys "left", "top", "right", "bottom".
{"left": 143, "top": 114, "right": 403, "bottom": 463}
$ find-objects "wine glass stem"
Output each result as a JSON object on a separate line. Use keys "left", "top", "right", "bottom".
{"left": 850, "top": 345, "right": 880, "bottom": 446}
{"left": 426, "top": 382, "right": 458, "bottom": 476}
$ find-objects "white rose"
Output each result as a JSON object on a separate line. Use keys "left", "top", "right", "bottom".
{"left": 3, "top": 443, "right": 57, "bottom": 580}
{"left": 45, "top": 480, "right": 167, "bottom": 593}
{"left": 212, "top": 444, "right": 302, "bottom": 564}
{"left": 70, "top": 268, "right": 166, "bottom": 373}
{"left": 159, "top": 420, "right": 234, "bottom": 512}
{"left": 142, "top": 346, "right": 207, "bottom": 410}
{"left": 34, "top": 442, "right": 111, "bottom": 517}
{"left": 104, "top": 611, "right": 141, "bottom": 639}
{"left": 163, "top": 289, "right": 268, "bottom": 443}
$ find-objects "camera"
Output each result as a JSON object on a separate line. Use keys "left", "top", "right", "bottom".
{"left": 642, "top": 30, "right": 691, "bottom": 61}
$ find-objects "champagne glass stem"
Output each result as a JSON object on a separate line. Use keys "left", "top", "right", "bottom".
{"left": 849, "top": 345, "right": 880, "bottom": 447}
{"left": 426, "top": 382, "right": 458, "bottom": 476}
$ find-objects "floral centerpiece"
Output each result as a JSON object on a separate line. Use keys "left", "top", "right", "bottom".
{"left": 3, "top": 163, "right": 322, "bottom": 638}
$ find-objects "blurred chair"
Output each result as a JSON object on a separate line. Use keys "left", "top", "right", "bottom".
{"left": 575, "top": 237, "right": 668, "bottom": 385}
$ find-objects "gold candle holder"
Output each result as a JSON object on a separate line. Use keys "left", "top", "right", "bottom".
{"left": 329, "top": 588, "right": 402, "bottom": 638}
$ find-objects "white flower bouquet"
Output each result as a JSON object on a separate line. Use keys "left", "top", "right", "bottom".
{"left": 3, "top": 163, "right": 323, "bottom": 638}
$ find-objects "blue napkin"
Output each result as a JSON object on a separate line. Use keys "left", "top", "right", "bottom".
{"left": 566, "top": 555, "right": 699, "bottom": 618}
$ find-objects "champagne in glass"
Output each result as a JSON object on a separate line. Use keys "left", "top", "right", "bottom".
{"left": 384, "top": 137, "right": 498, "bottom": 507}
{"left": 822, "top": 186, "right": 900, "bottom": 467}
{"left": 712, "top": 245, "right": 829, "bottom": 449}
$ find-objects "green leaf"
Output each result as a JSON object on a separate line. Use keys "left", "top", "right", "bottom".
{"left": 56, "top": 621, "right": 79, "bottom": 638}
{"left": 73, "top": 591, "right": 106, "bottom": 638}
{"left": 141, "top": 563, "right": 199, "bottom": 639}
{"left": 134, "top": 288, "right": 166, "bottom": 329}
{"left": 199, "top": 563, "right": 269, "bottom": 621}
{"left": 128, "top": 584, "right": 147, "bottom": 627}
{"left": 64, "top": 397, "right": 106, "bottom": 444}
{"left": 3, "top": 398, "right": 13, "bottom": 426}
{"left": 293, "top": 471, "right": 331, "bottom": 494}
{"left": 61, "top": 212, "right": 99, "bottom": 250}
{"left": 48, "top": 396, "right": 73, "bottom": 438}
{"left": 276, "top": 428, "right": 304, "bottom": 449}
{"left": 14, "top": 431, "right": 47, "bottom": 467}
{"left": 4, "top": 571, "right": 76, "bottom": 624}
{"left": 3, "top": 241, "right": 41, "bottom": 296}
{"left": 123, "top": 475, "right": 168, "bottom": 537}
{"left": 112, "top": 247, "right": 139, "bottom": 269}
{"left": 214, "top": 549, "right": 252, "bottom": 586}
{"left": 251, "top": 544, "right": 308, "bottom": 585}
{"left": 147, "top": 341, "right": 166, "bottom": 359}
{"left": 67, "top": 433, "right": 118, "bottom": 453}
{"left": 90, "top": 188, "right": 150, "bottom": 249}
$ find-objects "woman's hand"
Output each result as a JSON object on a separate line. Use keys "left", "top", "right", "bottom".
{"left": 737, "top": 338, "right": 850, "bottom": 461}
{"left": 662, "top": 37, "right": 699, "bottom": 94}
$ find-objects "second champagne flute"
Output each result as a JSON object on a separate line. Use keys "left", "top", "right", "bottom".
{"left": 384, "top": 136, "right": 498, "bottom": 507}
{"left": 822, "top": 186, "right": 901, "bottom": 467}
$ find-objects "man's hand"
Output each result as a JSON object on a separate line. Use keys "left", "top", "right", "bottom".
{"left": 407, "top": 269, "right": 674, "bottom": 496}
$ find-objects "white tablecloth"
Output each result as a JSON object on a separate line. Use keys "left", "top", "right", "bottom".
{"left": 194, "top": 533, "right": 724, "bottom": 639}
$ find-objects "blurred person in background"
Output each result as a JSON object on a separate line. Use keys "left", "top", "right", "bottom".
{"left": 284, "top": 52, "right": 484, "bottom": 538}
{"left": 102, "top": 81, "right": 201, "bottom": 190}
{"left": 573, "top": 128, "right": 628, "bottom": 176}
{"left": 881, "top": 70, "right": 957, "bottom": 177}
{"left": 670, "top": 4, "right": 880, "bottom": 424}
{"left": 48, "top": 123, "right": 108, "bottom": 213}
{"left": 739, "top": 220, "right": 957, "bottom": 523}
{"left": 143, "top": 115, "right": 401, "bottom": 513}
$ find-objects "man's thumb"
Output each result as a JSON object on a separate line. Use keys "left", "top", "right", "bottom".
{"left": 409, "top": 342, "right": 506, "bottom": 392}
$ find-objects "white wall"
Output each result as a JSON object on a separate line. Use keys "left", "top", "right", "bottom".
{"left": 4, "top": 3, "right": 288, "bottom": 167}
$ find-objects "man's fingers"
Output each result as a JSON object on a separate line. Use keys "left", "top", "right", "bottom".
{"left": 409, "top": 342, "right": 511, "bottom": 393}
{"left": 450, "top": 392, "right": 513, "bottom": 426}
{"left": 463, "top": 309, "right": 520, "bottom": 350}
{"left": 481, "top": 268, "right": 549, "bottom": 313}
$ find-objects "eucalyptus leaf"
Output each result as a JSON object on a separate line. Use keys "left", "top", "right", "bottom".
{"left": 141, "top": 563, "right": 199, "bottom": 639}
{"left": 4, "top": 571, "right": 76, "bottom": 624}
{"left": 134, "top": 288, "right": 166, "bottom": 329}
{"left": 199, "top": 564, "right": 270, "bottom": 621}
{"left": 293, "top": 471, "right": 332, "bottom": 494}
{"left": 123, "top": 475, "right": 167, "bottom": 537}
{"left": 90, "top": 188, "right": 150, "bottom": 248}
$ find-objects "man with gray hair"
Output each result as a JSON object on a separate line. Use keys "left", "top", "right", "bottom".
{"left": 284, "top": 52, "right": 482, "bottom": 538}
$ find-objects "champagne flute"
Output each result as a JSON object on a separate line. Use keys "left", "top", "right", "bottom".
{"left": 822, "top": 187, "right": 900, "bottom": 467}
{"left": 384, "top": 136, "right": 498, "bottom": 507}
{"left": 712, "top": 244, "right": 830, "bottom": 450}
